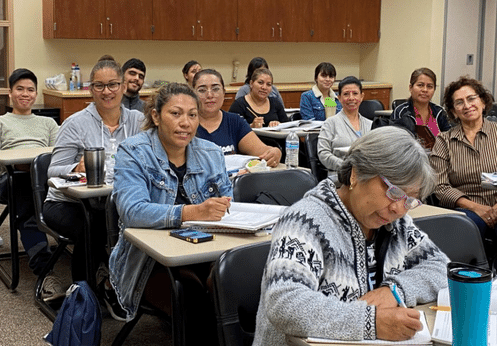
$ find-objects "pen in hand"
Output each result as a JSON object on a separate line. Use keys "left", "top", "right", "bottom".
{"left": 390, "top": 283, "right": 407, "bottom": 308}
{"left": 211, "top": 184, "right": 230, "bottom": 214}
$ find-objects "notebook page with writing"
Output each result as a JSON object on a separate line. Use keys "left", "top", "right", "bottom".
{"left": 305, "top": 311, "right": 431, "bottom": 344}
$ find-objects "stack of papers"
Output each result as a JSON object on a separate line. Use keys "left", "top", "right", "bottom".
{"left": 482, "top": 172, "right": 497, "bottom": 186}
{"left": 264, "top": 120, "right": 324, "bottom": 131}
{"left": 224, "top": 154, "right": 259, "bottom": 176}
{"left": 48, "top": 175, "right": 86, "bottom": 188}
{"left": 182, "top": 202, "right": 287, "bottom": 233}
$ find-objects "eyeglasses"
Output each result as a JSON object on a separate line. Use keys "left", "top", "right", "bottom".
{"left": 380, "top": 176, "right": 422, "bottom": 210}
{"left": 453, "top": 94, "right": 480, "bottom": 110}
{"left": 91, "top": 82, "right": 122, "bottom": 92}
{"left": 196, "top": 86, "right": 223, "bottom": 96}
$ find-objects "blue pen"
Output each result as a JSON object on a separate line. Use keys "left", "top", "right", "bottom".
{"left": 390, "top": 283, "right": 407, "bottom": 308}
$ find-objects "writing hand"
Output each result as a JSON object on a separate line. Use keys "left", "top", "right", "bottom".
{"left": 259, "top": 147, "right": 282, "bottom": 168}
{"left": 251, "top": 117, "right": 264, "bottom": 128}
{"left": 359, "top": 286, "right": 398, "bottom": 309}
{"left": 183, "top": 197, "right": 231, "bottom": 221}
{"left": 268, "top": 121, "right": 280, "bottom": 127}
{"left": 376, "top": 307, "right": 421, "bottom": 341}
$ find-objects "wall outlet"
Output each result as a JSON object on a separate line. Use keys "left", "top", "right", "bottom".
{"left": 466, "top": 54, "right": 474, "bottom": 65}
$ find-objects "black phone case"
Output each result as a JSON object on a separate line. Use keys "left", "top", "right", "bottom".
{"left": 170, "top": 229, "right": 214, "bottom": 244}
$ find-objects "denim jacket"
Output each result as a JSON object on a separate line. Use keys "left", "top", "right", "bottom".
{"left": 300, "top": 85, "right": 342, "bottom": 121}
{"left": 109, "top": 129, "right": 232, "bottom": 320}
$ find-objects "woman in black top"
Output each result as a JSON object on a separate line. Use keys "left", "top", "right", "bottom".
{"left": 229, "top": 68, "right": 288, "bottom": 128}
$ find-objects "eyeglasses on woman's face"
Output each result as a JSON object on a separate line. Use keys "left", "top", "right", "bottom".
{"left": 91, "top": 81, "right": 122, "bottom": 92}
{"left": 453, "top": 94, "right": 480, "bottom": 110}
{"left": 380, "top": 176, "right": 422, "bottom": 210}
{"left": 195, "top": 85, "right": 223, "bottom": 96}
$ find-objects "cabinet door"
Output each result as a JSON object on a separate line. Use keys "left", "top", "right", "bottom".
{"left": 52, "top": 0, "right": 106, "bottom": 39}
{"left": 310, "top": 0, "right": 347, "bottom": 42}
{"left": 105, "top": 0, "right": 154, "bottom": 40}
{"left": 347, "top": 0, "right": 381, "bottom": 42}
{"left": 237, "top": 0, "right": 276, "bottom": 42}
{"left": 276, "top": 0, "right": 311, "bottom": 42}
{"left": 153, "top": 0, "right": 196, "bottom": 40}
{"left": 196, "top": 0, "right": 237, "bottom": 41}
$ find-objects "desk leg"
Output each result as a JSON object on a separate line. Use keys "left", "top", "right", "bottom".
{"left": 168, "top": 267, "right": 186, "bottom": 346}
{"left": 79, "top": 198, "right": 96, "bottom": 291}
{"left": 0, "top": 166, "right": 20, "bottom": 291}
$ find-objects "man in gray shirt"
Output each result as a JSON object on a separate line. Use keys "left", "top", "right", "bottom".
{"left": 121, "top": 58, "right": 146, "bottom": 112}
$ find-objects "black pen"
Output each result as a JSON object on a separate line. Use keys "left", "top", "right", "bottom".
{"left": 211, "top": 184, "right": 230, "bottom": 214}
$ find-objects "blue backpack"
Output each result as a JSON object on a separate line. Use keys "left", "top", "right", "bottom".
{"left": 44, "top": 281, "right": 102, "bottom": 346}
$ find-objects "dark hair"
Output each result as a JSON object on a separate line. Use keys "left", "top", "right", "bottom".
{"left": 443, "top": 76, "right": 494, "bottom": 122}
{"left": 338, "top": 76, "right": 362, "bottom": 94}
{"left": 9, "top": 68, "right": 37, "bottom": 89}
{"left": 122, "top": 58, "right": 146, "bottom": 74}
{"left": 90, "top": 58, "right": 123, "bottom": 82}
{"left": 143, "top": 83, "right": 200, "bottom": 130}
{"left": 192, "top": 69, "right": 225, "bottom": 89}
{"left": 244, "top": 57, "right": 269, "bottom": 84}
{"left": 314, "top": 62, "right": 336, "bottom": 81}
{"left": 250, "top": 68, "right": 273, "bottom": 83}
{"left": 409, "top": 67, "right": 437, "bottom": 88}
{"left": 182, "top": 60, "right": 201, "bottom": 75}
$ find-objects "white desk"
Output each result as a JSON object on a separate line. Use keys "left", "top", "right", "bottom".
{"left": 408, "top": 204, "right": 464, "bottom": 219}
{"left": 253, "top": 127, "right": 320, "bottom": 139}
{"left": 0, "top": 147, "right": 53, "bottom": 290}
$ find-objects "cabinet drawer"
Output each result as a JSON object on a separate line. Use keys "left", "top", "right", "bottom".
{"left": 63, "top": 97, "right": 93, "bottom": 113}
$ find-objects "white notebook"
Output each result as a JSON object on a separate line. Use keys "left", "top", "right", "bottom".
{"left": 306, "top": 311, "right": 431, "bottom": 345}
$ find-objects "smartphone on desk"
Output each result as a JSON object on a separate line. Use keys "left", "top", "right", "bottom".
{"left": 170, "top": 229, "right": 214, "bottom": 244}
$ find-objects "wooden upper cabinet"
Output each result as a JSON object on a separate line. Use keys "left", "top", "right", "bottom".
{"left": 347, "top": 0, "right": 381, "bottom": 43}
{"left": 237, "top": 0, "right": 276, "bottom": 42}
{"left": 105, "top": 0, "right": 154, "bottom": 40}
{"left": 311, "top": 0, "right": 380, "bottom": 42}
{"left": 196, "top": 0, "right": 237, "bottom": 41}
{"left": 44, "top": 0, "right": 106, "bottom": 39}
{"left": 153, "top": 0, "right": 197, "bottom": 40}
{"left": 275, "top": 0, "right": 311, "bottom": 42}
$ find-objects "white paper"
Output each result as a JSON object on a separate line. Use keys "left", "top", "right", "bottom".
{"left": 306, "top": 311, "right": 431, "bottom": 344}
{"left": 432, "top": 311, "right": 497, "bottom": 345}
{"left": 264, "top": 120, "right": 324, "bottom": 131}
{"left": 437, "top": 281, "right": 497, "bottom": 312}
{"left": 48, "top": 175, "right": 86, "bottom": 189}
{"left": 224, "top": 154, "right": 259, "bottom": 173}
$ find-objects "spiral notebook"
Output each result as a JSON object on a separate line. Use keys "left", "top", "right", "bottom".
{"left": 182, "top": 202, "right": 287, "bottom": 234}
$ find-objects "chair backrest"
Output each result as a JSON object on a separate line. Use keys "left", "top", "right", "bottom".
{"left": 232, "top": 169, "right": 317, "bottom": 205}
{"left": 30, "top": 153, "right": 55, "bottom": 235}
{"left": 211, "top": 241, "right": 271, "bottom": 346}
{"left": 414, "top": 213, "right": 489, "bottom": 269}
{"left": 392, "top": 98, "right": 408, "bottom": 110}
{"left": 304, "top": 133, "right": 328, "bottom": 182}
{"left": 105, "top": 193, "right": 120, "bottom": 252}
{"left": 289, "top": 111, "right": 301, "bottom": 121}
{"left": 358, "top": 99, "right": 384, "bottom": 120}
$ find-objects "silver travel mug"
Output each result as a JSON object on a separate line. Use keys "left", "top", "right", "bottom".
{"left": 84, "top": 147, "right": 105, "bottom": 188}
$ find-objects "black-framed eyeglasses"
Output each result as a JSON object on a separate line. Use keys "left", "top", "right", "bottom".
{"left": 91, "top": 82, "right": 122, "bottom": 92}
{"left": 380, "top": 176, "right": 422, "bottom": 210}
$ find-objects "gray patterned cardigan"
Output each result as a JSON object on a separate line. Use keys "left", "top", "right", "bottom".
{"left": 253, "top": 179, "right": 449, "bottom": 345}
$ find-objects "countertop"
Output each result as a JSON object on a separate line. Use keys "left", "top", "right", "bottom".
{"left": 42, "top": 81, "right": 392, "bottom": 98}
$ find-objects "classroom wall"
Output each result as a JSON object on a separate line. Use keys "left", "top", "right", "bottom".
{"left": 359, "top": 0, "right": 445, "bottom": 105}
{"left": 14, "top": 0, "right": 445, "bottom": 106}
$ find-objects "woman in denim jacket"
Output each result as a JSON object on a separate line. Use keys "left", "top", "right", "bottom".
{"left": 109, "top": 83, "right": 232, "bottom": 343}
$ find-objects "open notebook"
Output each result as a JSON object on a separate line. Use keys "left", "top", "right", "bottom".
{"left": 182, "top": 202, "right": 287, "bottom": 234}
{"left": 305, "top": 311, "right": 431, "bottom": 345}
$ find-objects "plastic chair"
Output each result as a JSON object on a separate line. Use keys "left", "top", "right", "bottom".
{"left": 232, "top": 169, "right": 317, "bottom": 205}
{"left": 31, "top": 153, "right": 74, "bottom": 321}
{"left": 105, "top": 195, "right": 176, "bottom": 346}
{"left": 304, "top": 133, "right": 328, "bottom": 182}
{"left": 414, "top": 213, "right": 489, "bottom": 269}
{"left": 289, "top": 111, "right": 302, "bottom": 121}
{"left": 211, "top": 241, "right": 271, "bottom": 346}
{"left": 358, "top": 99, "right": 384, "bottom": 120}
{"left": 392, "top": 98, "right": 408, "bottom": 110}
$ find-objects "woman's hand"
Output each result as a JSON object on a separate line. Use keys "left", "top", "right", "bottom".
{"left": 251, "top": 117, "right": 264, "bottom": 128}
{"left": 268, "top": 121, "right": 280, "bottom": 127}
{"left": 73, "top": 156, "right": 86, "bottom": 173}
{"left": 182, "top": 197, "right": 231, "bottom": 221}
{"left": 359, "top": 286, "right": 398, "bottom": 309}
{"left": 259, "top": 147, "right": 282, "bottom": 168}
{"left": 471, "top": 203, "right": 496, "bottom": 227}
{"left": 376, "top": 307, "right": 422, "bottom": 341}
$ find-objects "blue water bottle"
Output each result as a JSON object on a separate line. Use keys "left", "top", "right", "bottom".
{"left": 447, "top": 262, "right": 493, "bottom": 346}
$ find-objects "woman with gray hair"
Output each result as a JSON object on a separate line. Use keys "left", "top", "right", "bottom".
{"left": 253, "top": 126, "right": 449, "bottom": 345}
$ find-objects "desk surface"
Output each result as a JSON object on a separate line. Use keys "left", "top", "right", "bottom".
{"left": 0, "top": 147, "right": 54, "bottom": 165}
{"left": 124, "top": 229, "right": 271, "bottom": 267}
{"left": 253, "top": 127, "right": 319, "bottom": 139}
{"left": 407, "top": 204, "right": 463, "bottom": 219}
{"left": 286, "top": 303, "right": 442, "bottom": 346}
{"left": 60, "top": 184, "right": 113, "bottom": 199}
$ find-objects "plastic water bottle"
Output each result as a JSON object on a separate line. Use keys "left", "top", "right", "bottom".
{"left": 74, "top": 64, "right": 81, "bottom": 90}
{"left": 105, "top": 138, "right": 118, "bottom": 185}
{"left": 285, "top": 130, "right": 299, "bottom": 169}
